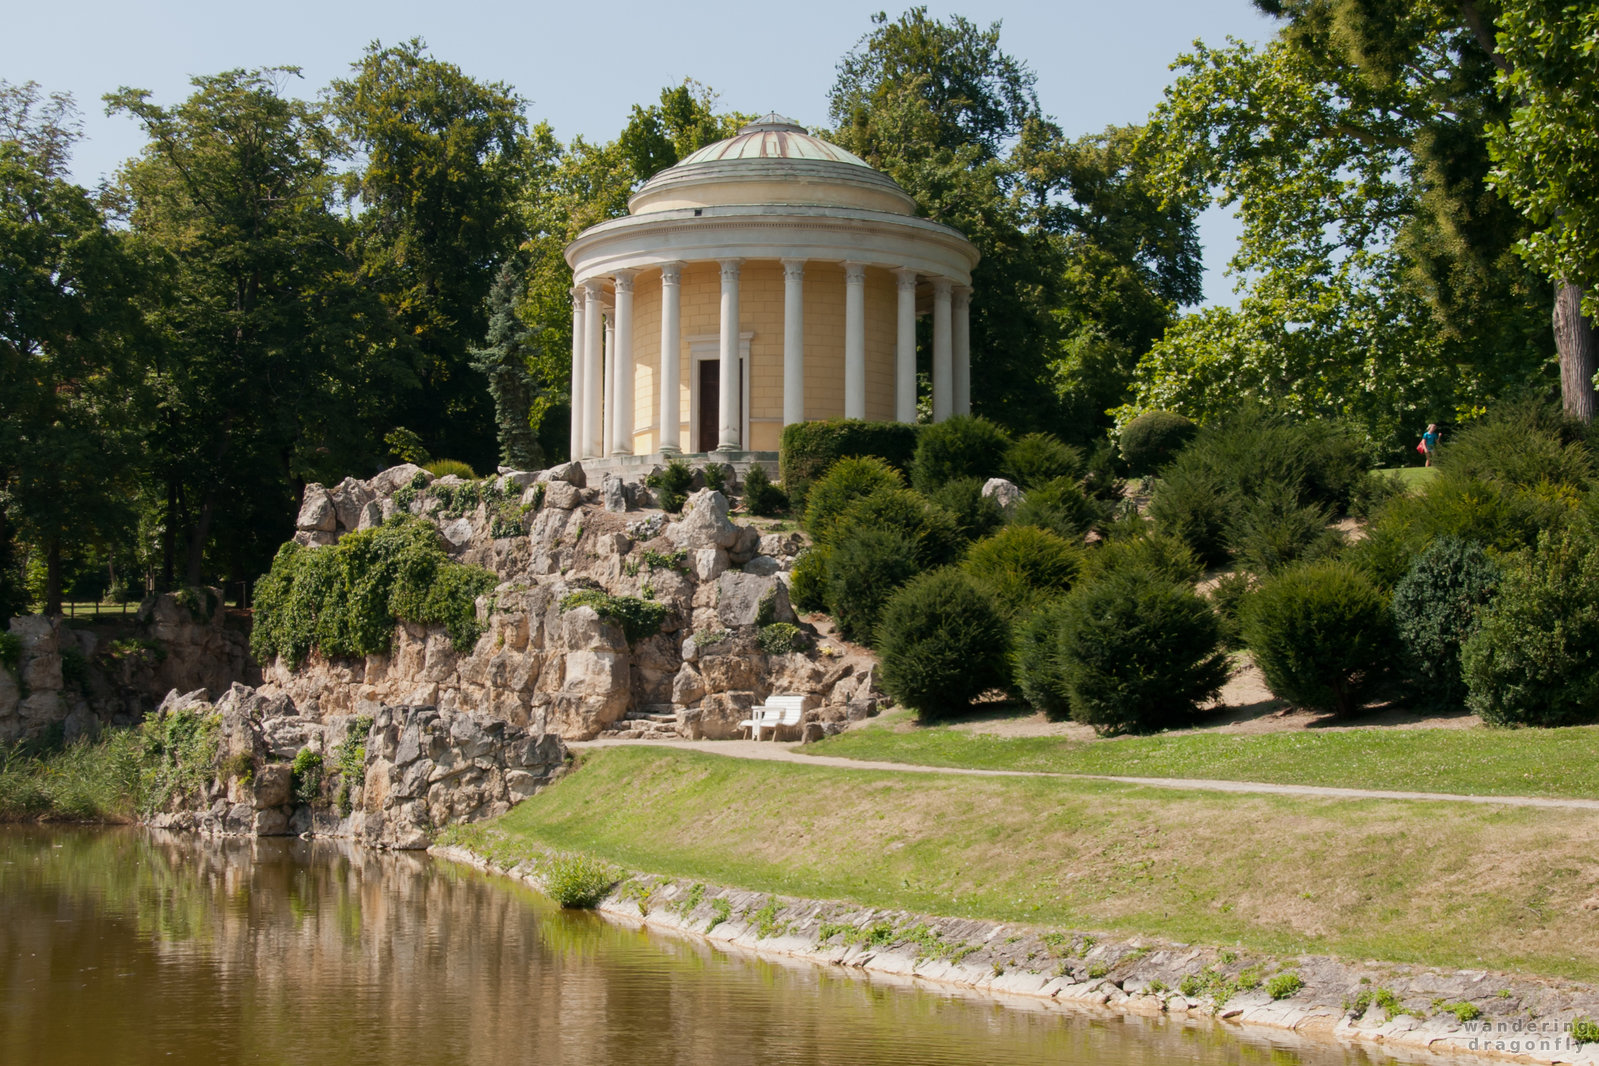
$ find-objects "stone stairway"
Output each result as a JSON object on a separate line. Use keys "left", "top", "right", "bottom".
{"left": 601, "top": 704, "right": 684, "bottom": 740}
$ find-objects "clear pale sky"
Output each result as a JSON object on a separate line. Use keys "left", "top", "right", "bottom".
{"left": 4, "top": 0, "right": 1275, "bottom": 304}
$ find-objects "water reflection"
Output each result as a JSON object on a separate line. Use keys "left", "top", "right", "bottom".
{"left": 0, "top": 827, "right": 1419, "bottom": 1066}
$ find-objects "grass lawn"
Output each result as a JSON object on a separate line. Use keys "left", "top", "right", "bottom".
{"left": 1375, "top": 465, "right": 1438, "bottom": 490}
{"left": 803, "top": 713, "right": 1599, "bottom": 799}
{"left": 470, "top": 746, "right": 1599, "bottom": 981}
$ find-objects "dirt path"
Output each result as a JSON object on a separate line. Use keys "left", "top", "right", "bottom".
{"left": 572, "top": 737, "right": 1599, "bottom": 811}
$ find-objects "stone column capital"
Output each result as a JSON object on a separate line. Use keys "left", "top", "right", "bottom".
{"left": 844, "top": 261, "right": 868, "bottom": 283}
{"left": 894, "top": 267, "right": 919, "bottom": 291}
{"left": 932, "top": 276, "right": 954, "bottom": 296}
{"left": 719, "top": 258, "right": 743, "bottom": 282}
{"left": 781, "top": 258, "right": 806, "bottom": 282}
{"left": 612, "top": 269, "right": 636, "bottom": 294}
{"left": 953, "top": 284, "right": 972, "bottom": 304}
{"left": 659, "top": 260, "right": 683, "bottom": 285}
{"left": 583, "top": 277, "right": 606, "bottom": 298}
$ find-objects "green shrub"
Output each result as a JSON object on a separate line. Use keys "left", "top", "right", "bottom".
{"left": 1002, "top": 433, "right": 1083, "bottom": 489}
{"left": 1149, "top": 463, "right": 1238, "bottom": 567}
{"left": 825, "top": 527, "right": 921, "bottom": 644}
{"left": 1347, "top": 470, "right": 1406, "bottom": 519}
{"left": 250, "top": 517, "right": 496, "bottom": 670}
{"left": 1081, "top": 440, "right": 1127, "bottom": 503}
{"left": 803, "top": 456, "right": 904, "bottom": 540}
{"left": 1013, "top": 602, "right": 1073, "bottom": 721}
{"left": 910, "top": 415, "right": 1013, "bottom": 493}
{"left": 1206, "top": 571, "right": 1255, "bottom": 650}
{"left": 1011, "top": 476, "right": 1105, "bottom": 541}
{"left": 1572, "top": 1019, "right": 1599, "bottom": 1046}
{"left": 757, "top": 622, "right": 806, "bottom": 654}
{"left": 424, "top": 458, "right": 477, "bottom": 480}
{"left": 1019, "top": 571, "right": 1229, "bottom": 733}
{"left": 1438, "top": 401, "right": 1594, "bottom": 494}
{"left": 780, "top": 419, "right": 919, "bottom": 511}
{"left": 788, "top": 547, "right": 830, "bottom": 612}
{"left": 877, "top": 569, "right": 1010, "bottom": 720}
{"left": 834, "top": 488, "right": 963, "bottom": 569}
{"left": 1462, "top": 531, "right": 1599, "bottom": 726}
{"left": 741, "top": 464, "right": 788, "bottom": 516}
{"left": 646, "top": 458, "right": 695, "bottom": 514}
{"left": 921, "top": 477, "right": 1005, "bottom": 542}
{"left": 700, "top": 462, "right": 728, "bottom": 495}
{"left": 542, "top": 852, "right": 616, "bottom": 909}
{"left": 220, "top": 749, "right": 254, "bottom": 783}
{"left": 291, "top": 748, "right": 323, "bottom": 806}
{"left": 1266, "top": 972, "right": 1304, "bottom": 1000}
{"left": 1392, "top": 538, "right": 1500, "bottom": 708}
{"left": 1243, "top": 560, "right": 1394, "bottom": 716}
{"left": 1084, "top": 530, "right": 1203, "bottom": 585}
{"left": 1119, "top": 411, "right": 1196, "bottom": 475}
{"left": 961, "top": 525, "right": 1083, "bottom": 622}
{"left": 559, "top": 590, "right": 668, "bottom": 643}
{"left": 1227, "top": 485, "right": 1343, "bottom": 576}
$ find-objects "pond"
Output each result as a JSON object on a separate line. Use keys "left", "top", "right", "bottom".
{"left": 0, "top": 827, "right": 1425, "bottom": 1065}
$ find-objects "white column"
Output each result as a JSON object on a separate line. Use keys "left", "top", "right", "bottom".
{"left": 602, "top": 309, "right": 616, "bottom": 455}
{"left": 844, "top": 262, "right": 867, "bottom": 420}
{"left": 932, "top": 278, "right": 953, "bottom": 422}
{"left": 782, "top": 259, "right": 806, "bottom": 427}
{"left": 894, "top": 268, "right": 918, "bottom": 424}
{"left": 718, "top": 259, "right": 742, "bottom": 451}
{"left": 658, "top": 262, "right": 683, "bottom": 454}
{"left": 953, "top": 285, "right": 972, "bottom": 416}
{"left": 582, "top": 279, "right": 604, "bottom": 458}
{"left": 569, "top": 287, "right": 584, "bottom": 461}
{"left": 610, "top": 271, "right": 635, "bottom": 456}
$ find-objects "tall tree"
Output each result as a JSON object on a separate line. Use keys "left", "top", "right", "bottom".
{"left": 1, "top": 84, "right": 143, "bottom": 615}
{"left": 470, "top": 262, "right": 545, "bottom": 470}
{"left": 329, "top": 39, "right": 529, "bottom": 470}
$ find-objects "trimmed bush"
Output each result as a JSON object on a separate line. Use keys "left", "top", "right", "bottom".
{"left": 803, "top": 456, "right": 903, "bottom": 540}
{"left": 1226, "top": 484, "right": 1343, "bottom": 576}
{"left": 833, "top": 488, "right": 963, "bottom": 569}
{"left": 825, "top": 527, "right": 921, "bottom": 644}
{"left": 922, "top": 476, "right": 1005, "bottom": 542}
{"left": 1392, "top": 538, "right": 1500, "bottom": 708}
{"left": 1149, "top": 463, "right": 1238, "bottom": 567}
{"left": 1085, "top": 529, "right": 1204, "bottom": 585}
{"left": 1462, "top": 532, "right": 1599, "bottom": 726}
{"left": 780, "top": 419, "right": 919, "bottom": 510}
{"left": 1119, "top": 411, "right": 1196, "bottom": 475}
{"left": 877, "top": 568, "right": 1010, "bottom": 720}
{"left": 910, "top": 415, "right": 1013, "bottom": 493}
{"left": 250, "top": 517, "right": 496, "bottom": 670}
{"left": 961, "top": 525, "right": 1083, "bottom": 622}
{"left": 424, "top": 458, "right": 477, "bottom": 480}
{"left": 788, "top": 547, "right": 830, "bottom": 612}
{"left": 1011, "top": 477, "right": 1104, "bottom": 541}
{"left": 1002, "top": 433, "right": 1083, "bottom": 489}
{"left": 740, "top": 464, "right": 788, "bottom": 516}
{"left": 1242, "top": 560, "right": 1394, "bottom": 716}
{"left": 1012, "top": 602, "right": 1073, "bottom": 721}
{"left": 1018, "top": 571, "right": 1229, "bottom": 733}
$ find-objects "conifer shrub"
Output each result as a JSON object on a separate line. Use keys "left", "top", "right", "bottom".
{"left": 961, "top": 525, "right": 1083, "bottom": 622}
{"left": 833, "top": 488, "right": 963, "bottom": 569}
{"left": 910, "top": 415, "right": 1013, "bottom": 493}
{"left": 645, "top": 458, "right": 695, "bottom": 513}
{"left": 1391, "top": 538, "right": 1500, "bottom": 708}
{"left": 877, "top": 569, "right": 1010, "bottom": 720}
{"left": 1437, "top": 401, "right": 1594, "bottom": 493}
{"left": 740, "top": 464, "right": 788, "bottom": 516}
{"left": 250, "top": 517, "right": 496, "bottom": 670}
{"left": 1227, "top": 484, "right": 1344, "bottom": 576}
{"left": 1206, "top": 571, "right": 1255, "bottom": 650}
{"left": 803, "top": 456, "right": 903, "bottom": 539}
{"left": 1011, "top": 477, "right": 1104, "bottom": 541}
{"left": 424, "top": 459, "right": 478, "bottom": 480}
{"left": 788, "top": 547, "right": 830, "bottom": 613}
{"left": 1084, "top": 529, "right": 1204, "bottom": 585}
{"left": 1002, "top": 433, "right": 1083, "bottom": 489}
{"left": 1242, "top": 560, "right": 1394, "bottom": 716}
{"left": 922, "top": 476, "right": 1005, "bottom": 542}
{"left": 1081, "top": 440, "right": 1128, "bottom": 502}
{"left": 1119, "top": 411, "right": 1196, "bottom": 475}
{"left": 779, "top": 419, "right": 919, "bottom": 510}
{"left": 1461, "top": 532, "right": 1599, "bottom": 726}
{"left": 1012, "top": 602, "right": 1073, "bottom": 721}
{"left": 1148, "top": 463, "right": 1238, "bottom": 567}
{"left": 825, "top": 527, "right": 921, "bottom": 644}
{"left": 1017, "top": 571, "right": 1229, "bottom": 733}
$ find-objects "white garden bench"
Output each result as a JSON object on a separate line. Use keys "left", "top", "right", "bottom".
{"left": 739, "top": 694, "right": 808, "bottom": 741}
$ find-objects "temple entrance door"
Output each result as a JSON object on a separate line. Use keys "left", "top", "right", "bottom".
{"left": 697, "top": 359, "right": 741, "bottom": 451}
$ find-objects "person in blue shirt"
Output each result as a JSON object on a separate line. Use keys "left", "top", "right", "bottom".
{"left": 1421, "top": 423, "right": 1440, "bottom": 466}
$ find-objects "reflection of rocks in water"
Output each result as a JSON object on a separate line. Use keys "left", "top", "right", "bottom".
{"left": 1, "top": 827, "right": 1391, "bottom": 1066}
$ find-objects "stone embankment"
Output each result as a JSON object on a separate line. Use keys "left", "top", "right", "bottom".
{"left": 436, "top": 846, "right": 1599, "bottom": 1066}
{"left": 261, "top": 460, "right": 886, "bottom": 743}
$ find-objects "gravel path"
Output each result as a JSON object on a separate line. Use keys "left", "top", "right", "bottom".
{"left": 572, "top": 737, "right": 1599, "bottom": 811}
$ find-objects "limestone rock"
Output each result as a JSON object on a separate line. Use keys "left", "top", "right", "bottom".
{"left": 545, "top": 481, "right": 583, "bottom": 510}
{"left": 253, "top": 764, "right": 292, "bottom": 808}
{"left": 982, "top": 477, "right": 1023, "bottom": 515}
{"left": 742, "top": 555, "right": 781, "bottom": 576}
{"left": 693, "top": 547, "right": 730, "bottom": 582}
{"left": 602, "top": 474, "right": 628, "bottom": 513}
{"left": 371, "top": 464, "right": 429, "bottom": 497}
{"left": 666, "top": 490, "right": 740, "bottom": 550}
{"left": 716, "top": 571, "right": 796, "bottom": 628}
{"left": 758, "top": 531, "right": 807, "bottom": 558}
{"left": 541, "top": 461, "right": 587, "bottom": 488}
{"left": 671, "top": 664, "right": 706, "bottom": 707}
{"left": 330, "top": 476, "right": 375, "bottom": 531}
{"left": 356, "top": 500, "right": 383, "bottom": 530}
{"left": 296, "top": 484, "right": 337, "bottom": 532}
{"left": 695, "top": 691, "right": 755, "bottom": 740}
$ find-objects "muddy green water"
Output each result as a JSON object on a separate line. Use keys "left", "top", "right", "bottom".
{"left": 1, "top": 827, "right": 1423, "bottom": 1066}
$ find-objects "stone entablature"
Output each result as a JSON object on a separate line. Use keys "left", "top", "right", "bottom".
{"left": 564, "top": 115, "right": 980, "bottom": 461}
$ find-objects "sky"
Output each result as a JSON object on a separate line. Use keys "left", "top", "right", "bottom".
{"left": 3, "top": 0, "right": 1276, "bottom": 304}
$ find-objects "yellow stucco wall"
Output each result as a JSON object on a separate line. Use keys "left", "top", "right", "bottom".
{"left": 626, "top": 260, "right": 903, "bottom": 454}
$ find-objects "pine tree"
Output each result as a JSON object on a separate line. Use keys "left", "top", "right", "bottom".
{"left": 470, "top": 264, "right": 545, "bottom": 471}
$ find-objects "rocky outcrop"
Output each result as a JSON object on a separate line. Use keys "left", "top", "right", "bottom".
{"left": 150, "top": 682, "right": 568, "bottom": 849}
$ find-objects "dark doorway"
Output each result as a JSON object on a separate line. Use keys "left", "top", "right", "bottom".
{"left": 697, "top": 359, "right": 741, "bottom": 451}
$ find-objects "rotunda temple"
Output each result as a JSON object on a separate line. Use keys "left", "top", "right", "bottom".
{"left": 563, "top": 114, "right": 980, "bottom": 461}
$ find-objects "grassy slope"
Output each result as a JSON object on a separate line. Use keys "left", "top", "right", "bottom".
{"left": 803, "top": 714, "right": 1599, "bottom": 799}
{"left": 483, "top": 746, "right": 1599, "bottom": 981}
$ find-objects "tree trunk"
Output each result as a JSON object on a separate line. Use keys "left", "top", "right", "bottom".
{"left": 184, "top": 494, "right": 215, "bottom": 590}
{"left": 1554, "top": 280, "right": 1598, "bottom": 423}
{"left": 45, "top": 537, "right": 62, "bottom": 617}
{"left": 162, "top": 476, "right": 178, "bottom": 591}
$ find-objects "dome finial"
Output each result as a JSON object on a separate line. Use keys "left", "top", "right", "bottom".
{"left": 739, "top": 113, "right": 807, "bottom": 135}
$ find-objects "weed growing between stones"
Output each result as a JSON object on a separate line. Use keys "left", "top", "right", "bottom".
{"left": 291, "top": 749, "right": 323, "bottom": 806}
{"left": 1266, "top": 972, "right": 1304, "bottom": 999}
{"left": 541, "top": 853, "right": 616, "bottom": 909}
{"left": 707, "top": 898, "right": 732, "bottom": 932}
{"left": 557, "top": 590, "right": 667, "bottom": 643}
